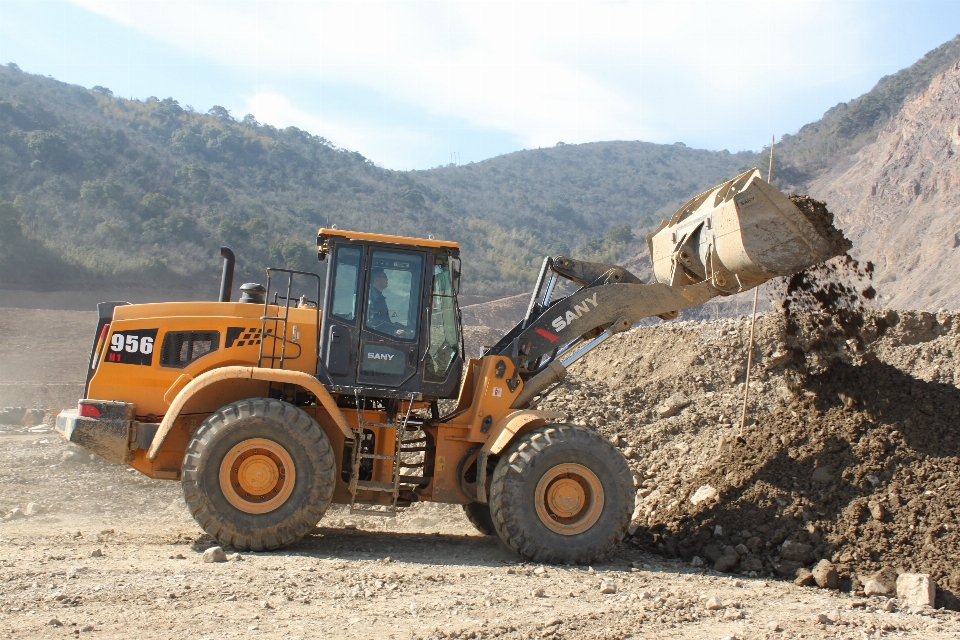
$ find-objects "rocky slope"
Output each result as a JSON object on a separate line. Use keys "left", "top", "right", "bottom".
{"left": 810, "top": 62, "right": 960, "bottom": 311}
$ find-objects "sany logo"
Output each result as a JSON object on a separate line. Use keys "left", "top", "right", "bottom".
{"left": 535, "top": 292, "right": 600, "bottom": 343}
{"left": 551, "top": 292, "right": 599, "bottom": 331}
{"left": 367, "top": 352, "right": 395, "bottom": 361}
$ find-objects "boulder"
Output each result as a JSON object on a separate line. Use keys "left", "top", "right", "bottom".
{"left": 794, "top": 568, "right": 816, "bottom": 587}
{"left": 714, "top": 554, "right": 739, "bottom": 573}
{"left": 864, "top": 580, "right": 891, "bottom": 597}
{"left": 812, "top": 559, "right": 839, "bottom": 590}
{"left": 780, "top": 540, "right": 814, "bottom": 563}
{"left": 896, "top": 573, "right": 936, "bottom": 608}
{"left": 202, "top": 546, "right": 228, "bottom": 563}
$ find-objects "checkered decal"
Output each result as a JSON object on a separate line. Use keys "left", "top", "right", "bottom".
{"left": 226, "top": 326, "right": 262, "bottom": 348}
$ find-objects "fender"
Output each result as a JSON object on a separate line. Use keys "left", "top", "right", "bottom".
{"left": 474, "top": 409, "right": 564, "bottom": 503}
{"left": 146, "top": 366, "right": 352, "bottom": 460}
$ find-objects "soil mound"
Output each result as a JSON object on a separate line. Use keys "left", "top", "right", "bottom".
{"left": 539, "top": 295, "right": 960, "bottom": 605}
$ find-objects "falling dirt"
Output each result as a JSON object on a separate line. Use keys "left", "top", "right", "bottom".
{"left": 789, "top": 195, "right": 853, "bottom": 256}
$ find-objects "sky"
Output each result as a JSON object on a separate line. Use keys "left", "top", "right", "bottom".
{"left": 0, "top": 1, "right": 957, "bottom": 170}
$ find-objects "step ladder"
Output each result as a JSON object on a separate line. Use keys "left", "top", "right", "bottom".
{"left": 348, "top": 393, "right": 422, "bottom": 517}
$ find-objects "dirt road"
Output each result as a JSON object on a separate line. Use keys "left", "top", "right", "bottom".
{"left": 0, "top": 429, "right": 957, "bottom": 639}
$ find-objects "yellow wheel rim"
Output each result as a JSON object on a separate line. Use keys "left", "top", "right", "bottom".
{"left": 534, "top": 463, "right": 604, "bottom": 536}
{"left": 218, "top": 438, "right": 296, "bottom": 514}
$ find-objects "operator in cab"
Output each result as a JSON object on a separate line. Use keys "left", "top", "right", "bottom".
{"left": 367, "top": 268, "right": 413, "bottom": 338}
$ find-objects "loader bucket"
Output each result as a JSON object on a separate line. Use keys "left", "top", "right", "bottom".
{"left": 646, "top": 169, "right": 851, "bottom": 292}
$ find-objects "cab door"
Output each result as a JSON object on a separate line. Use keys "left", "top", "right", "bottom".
{"left": 320, "top": 243, "right": 362, "bottom": 380}
{"left": 356, "top": 248, "right": 425, "bottom": 388}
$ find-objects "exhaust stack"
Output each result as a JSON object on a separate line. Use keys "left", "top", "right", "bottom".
{"left": 646, "top": 168, "right": 850, "bottom": 293}
{"left": 219, "top": 247, "right": 235, "bottom": 302}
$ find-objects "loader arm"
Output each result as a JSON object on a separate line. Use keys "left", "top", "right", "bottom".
{"left": 486, "top": 168, "right": 851, "bottom": 409}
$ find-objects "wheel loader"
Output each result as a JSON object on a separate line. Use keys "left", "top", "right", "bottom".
{"left": 55, "top": 169, "right": 848, "bottom": 564}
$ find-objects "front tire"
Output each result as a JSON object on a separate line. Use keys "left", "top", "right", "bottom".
{"left": 182, "top": 398, "right": 336, "bottom": 551}
{"left": 488, "top": 424, "right": 633, "bottom": 564}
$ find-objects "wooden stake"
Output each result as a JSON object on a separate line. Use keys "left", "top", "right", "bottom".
{"left": 739, "top": 136, "right": 775, "bottom": 437}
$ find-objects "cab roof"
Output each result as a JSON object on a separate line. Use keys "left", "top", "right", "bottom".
{"left": 317, "top": 228, "right": 459, "bottom": 250}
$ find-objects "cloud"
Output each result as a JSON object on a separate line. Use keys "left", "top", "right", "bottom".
{"left": 70, "top": 0, "right": 876, "bottom": 157}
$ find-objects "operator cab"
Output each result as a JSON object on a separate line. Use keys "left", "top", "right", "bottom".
{"left": 315, "top": 228, "right": 464, "bottom": 401}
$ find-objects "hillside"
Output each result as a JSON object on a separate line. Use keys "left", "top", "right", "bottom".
{"left": 773, "top": 35, "right": 960, "bottom": 191}
{"left": 0, "top": 63, "right": 753, "bottom": 298}
{"left": 809, "top": 62, "right": 960, "bottom": 311}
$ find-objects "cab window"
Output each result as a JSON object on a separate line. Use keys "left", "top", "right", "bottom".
{"left": 424, "top": 256, "right": 460, "bottom": 382}
{"left": 364, "top": 250, "right": 423, "bottom": 341}
{"left": 331, "top": 246, "right": 361, "bottom": 322}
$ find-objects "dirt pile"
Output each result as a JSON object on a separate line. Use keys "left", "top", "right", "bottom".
{"left": 538, "top": 287, "right": 960, "bottom": 606}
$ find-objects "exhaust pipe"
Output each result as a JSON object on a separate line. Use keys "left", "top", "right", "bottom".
{"left": 219, "top": 247, "right": 235, "bottom": 302}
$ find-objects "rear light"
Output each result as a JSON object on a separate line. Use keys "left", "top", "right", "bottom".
{"left": 91, "top": 323, "right": 110, "bottom": 370}
{"left": 78, "top": 403, "right": 101, "bottom": 418}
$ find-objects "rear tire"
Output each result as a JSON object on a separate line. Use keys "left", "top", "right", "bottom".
{"left": 488, "top": 424, "right": 633, "bottom": 564}
{"left": 462, "top": 502, "right": 497, "bottom": 536}
{"left": 182, "top": 398, "right": 336, "bottom": 551}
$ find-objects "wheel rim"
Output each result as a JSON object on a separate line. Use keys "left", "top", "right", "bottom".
{"left": 534, "top": 463, "right": 604, "bottom": 536}
{"left": 218, "top": 438, "right": 296, "bottom": 514}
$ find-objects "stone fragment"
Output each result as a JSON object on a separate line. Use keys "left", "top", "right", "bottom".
{"left": 225, "top": 595, "right": 237, "bottom": 601}
{"left": 689, "top": 485, "right": 717, "bottom": 505}
{"left": 864, "top": 580, "right": 890, "bottom": 597}
{"left": 869, "top": 567, "right": 898, "bottom": 594}
{"left": 896, "top": 573, "right": 936, "bottom": 608}
{"left": 869, "top": 503, "right": 885, "bottom": 520}
{"left": 23, "top": 502, "right": 41, "bottom": 516}
{"left": 780, "top": 540, "right": 814, "bottom": 563}
{"left": 703, "top": 545, "right": 722, "bottom": 564}
{"left": 794, "top": 568, "right": 816, "bottom": 587}
{"left": 812, "top": 559, "right": 839, "bottom": 590}
{"left": 882, "top": 599, "right": 897, "bottom": 612}
{"left": 202, "top": 546, "right": 228, "bottom": 563}
{"left": 774, "top": 560, "right": 804, "bottom": 578}
{"left": 767, "top": 621, "right": 781, "bottom": 631}
{"left": 690, "top": 556, "right": 704, "bottom": 568}
{"left": 740, "top": 555, "right": 763, "bottom": 573}
{"left": 811, "top": 466, "right": 833, "bottom": 483}
{"left": 80, "top": 625, "right": 95, "bottom": 632}
{"left": 260, "top": 600, "right": 273, "bottom": 609}
{"left": 723, "top": 608, "right": 743, "bottom": 620}
{"left": 734, "top": 544, "right": 749, "bottom": 556}
{"left": 533, "top": 566, "right": 546, "bottom": 575}
{"left": 657, "top": 394, "right": 690, "bottom": 419}
{"left": 704, "top": 596, "right": 724, "bottom": 610}
{"left": 90, "top": 548, "right": 102, "bottom": 558}
{"left": 532, "top": 587, "right": 545, "bottom": 597}
{"left": 47, "top": 618, "right": 63, "bottom": 627}
{"left": 714, "top": 555, "right": 738, "bottom": 573}
{"left": 622, "top": 447, "right": 635, "bottom": 459}
{"left": 226, "top": 553, "right": 243, "bottom": 561}
{"left": 599, "top": 581, "right": 617, "bottom": 594}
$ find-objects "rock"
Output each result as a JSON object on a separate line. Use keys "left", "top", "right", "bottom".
{"left": 870, "top": 503, "right": 885, "bottom": 520}
{"left": 533, "top": 566, "right": 546, "bottom": 575}
{"left": 774, "top": 560, "right": 805, "bottom": 578}
{"left": 689, "top": 485, "right": 718, "bottom": 505}
{"left": 818, "top": 610, "right": 841, "bottom": 624}
{"left": 622, "top": 447, "right": 635, "bottom": 459}
{"left": 811, "top": 466, "right": 834, "bottom": 483}
{"left": 23, "top": 502, "right": 41, "bottom": 516}
{"left": 690, "top": 556, "right": 704, "bottom": 568}
{"left": 714, "top": 555, "right": 738, "bottom": 573}
{"left": 864, "top": 580, "right": 891, "bottom": 597}
{"left": 896, "top": 573, "right": 936, "bottom": 608}
{"left": 794, "top": 569, "right": 816, "bottom": 587}
{"left": 723, "top": 608, "right": 744, "bottom": 620}
{"left": 80, "top": 625, "right": 95, "bottom": 632}
{"left": 740, "top": 555, "right": 763, "bottom": 573}
{"left": 705, "top": 596, "right": 725, "bottom": 610}
{"left": 812, "top": 559, "right": 839, "bottom": 589}
{"left": 47, "top": 618, "right": 63, "bottom": 627}
{"left": 713, "top": 525, "right": 723, "bottom": 536}
{"left": 599, "top": 581, "right": 617, "bottom": 594}
{"left": 260, "top": 600, "right": 274, "bottom": 609}
{"left": 226, "top": 553, "right": 243, "bottom": 561}
{"left": 225, "top": 595, "right": 237, "bottom": 601}
{"left": 767, "top": 621, "right": 781, "bottom": 631}
{"left": 882, "top": 599, "right": 897, "bottom": 612}
{"left": 657, "top": 394, "right": 690, "bottom": 419}
{"left": 780, "top": 540, "right": 814, "bottom": 563}
{"left": 869, "top": 567, "right": 898, "bottom": 594}
{"left": 202, "top": 546, "right": 227, "bottom": 563}
{"left": 532, "top": 587, "right": 545, "bottom": 597}
{"left": 703, "top": 545, "right": 722, "bottom": 564}
{"left": 734, "top": 544, "right": 749, "bottom": 556}
{"left": 90, "top": 548, "right": 102, "bottom": 558}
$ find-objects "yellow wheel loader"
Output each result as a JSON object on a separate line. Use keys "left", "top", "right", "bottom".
{"left": 56, "top": 169, "right": 848, "bottom": 563}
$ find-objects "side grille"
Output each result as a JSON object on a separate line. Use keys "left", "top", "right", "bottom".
{"left": 160, "top": 331, "right": 220, "bottom": 368}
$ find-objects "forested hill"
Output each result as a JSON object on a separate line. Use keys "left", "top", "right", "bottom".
{"left": 0, "top": 63, "right": 753, "bottom": 297}
{"left": 1, "top": 35, "right": 956, "bottom": 298}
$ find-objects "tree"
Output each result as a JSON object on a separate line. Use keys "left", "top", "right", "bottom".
{"left": 91, "top": 86, "right": 113, "bottom": 97}
{"left": 605, "top": 222, "right": 635, "bottom": 245}
{"left": 208, "top": 105, "right": 233, "bottom": 121}
{"left": 0, "top": 201, "right": 22, "bottom": 245}
{"left": 140, "top": 193, "right": 173, "bottom": 219}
